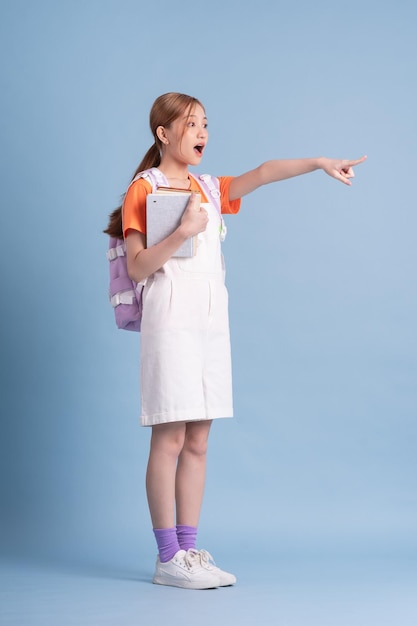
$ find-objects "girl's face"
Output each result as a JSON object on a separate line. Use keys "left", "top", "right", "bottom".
{"left": 162, "top": 103, "right": 208, "bottom": 167}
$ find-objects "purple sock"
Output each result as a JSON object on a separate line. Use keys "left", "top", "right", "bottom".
{"left": 176, "top": 525, "right": 198, "bottom": 551}
{"left": 153, "top": 528, "right": 181, "bottom": 563}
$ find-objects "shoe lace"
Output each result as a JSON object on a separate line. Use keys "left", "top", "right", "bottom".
{"left": 185, "top": 548, "right": 217, "bottom": 568}
{"left": 183, "top": 549, "right": 201, "bottom": 569}
{"left": 199, "top": 549, "right": 217, "bottom": 566}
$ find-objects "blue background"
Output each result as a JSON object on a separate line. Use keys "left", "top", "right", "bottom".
{"left": 1, "top": 0, "right": 416, "bottom": 623}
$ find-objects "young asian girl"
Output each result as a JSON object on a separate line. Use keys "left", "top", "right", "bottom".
{"left": 104, "top": 92, "right": 366, "bottom": 590}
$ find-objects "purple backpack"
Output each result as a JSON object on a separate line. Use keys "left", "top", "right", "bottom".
{"left": 107, "top": 169, "right": 222, "bottom": 331}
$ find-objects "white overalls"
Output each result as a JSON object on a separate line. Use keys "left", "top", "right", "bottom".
{"left": 139, "top": 198, "right": 233, "bottom": 426}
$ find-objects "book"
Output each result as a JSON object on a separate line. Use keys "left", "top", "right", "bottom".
{"left": 146, "top": 189, "right": 198, "bottom": 257}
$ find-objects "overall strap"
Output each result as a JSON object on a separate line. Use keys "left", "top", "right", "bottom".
{"left": 190, "top": 173, "right": 226, "bottom": 241}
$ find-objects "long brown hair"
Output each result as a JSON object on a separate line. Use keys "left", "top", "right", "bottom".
{"left": 104, "top": 93, "right": 205, "bottom": 238}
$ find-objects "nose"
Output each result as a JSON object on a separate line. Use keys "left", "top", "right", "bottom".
{"left": 198, "top": 125, "right": 208, "bottom": 138}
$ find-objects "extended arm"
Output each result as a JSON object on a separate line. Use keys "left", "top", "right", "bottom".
{"left": 228, "top": 156, "right": 367, "bottom": 201}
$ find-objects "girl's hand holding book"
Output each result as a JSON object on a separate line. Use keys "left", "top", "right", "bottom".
{"left": 180, "top": 192, "right": 208, "bottom": 237}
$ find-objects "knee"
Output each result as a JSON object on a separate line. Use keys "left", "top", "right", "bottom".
{"left": 150, "top": 424, "right": 186, "bottom": 458}
{"left": 183, "top": 430, "right": 209, "bottom": 458}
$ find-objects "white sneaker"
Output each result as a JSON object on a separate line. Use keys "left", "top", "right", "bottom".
{"left": 197, "top": 549, "right": 237, "bottom": 586}
{"left": 153, "top": 549, "right": 221, "bottom": 589}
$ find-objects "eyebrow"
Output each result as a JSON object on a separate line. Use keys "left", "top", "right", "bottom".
{"left": 184, "top": 114, "right": 208, "bottom": 121}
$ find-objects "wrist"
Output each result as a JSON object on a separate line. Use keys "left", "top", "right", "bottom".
{"left": 176, "top": 222, "right": 192, "bottom": 241}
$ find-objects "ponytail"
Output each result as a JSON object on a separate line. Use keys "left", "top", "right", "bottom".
{"left": 132, "top": 143, "right": 160, "bottom": 177}
{"left": 103, "top": 142, "right": 161, "bottom": 239}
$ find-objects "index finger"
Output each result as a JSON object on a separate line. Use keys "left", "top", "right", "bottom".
{"left": 347, "top": 155, "right": 367, "bottom": 167}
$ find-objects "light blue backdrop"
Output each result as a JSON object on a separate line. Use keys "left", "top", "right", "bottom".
{"left": 0, "top": 0, "right": 416, "bottom": 569}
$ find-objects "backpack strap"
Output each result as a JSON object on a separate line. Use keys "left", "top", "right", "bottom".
{"left": 131, "top": 167, "right": 169, "bottom": 190}
{"left": 106, "top": 240, "right": 126, "bottom": 261}
{"left": 190, "top": 173, "right": 221, "bottom": 214}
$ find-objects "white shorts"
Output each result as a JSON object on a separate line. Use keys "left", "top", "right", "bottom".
{"left": 139, "top": 274, "right": 233, "bottom": 426}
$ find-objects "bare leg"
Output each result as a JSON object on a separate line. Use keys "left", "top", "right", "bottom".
{"left": 176, "top": 420, "right": 213, "bottom": 527}
{"left": 146, "top": 422, "right": 186, "bottom": 529}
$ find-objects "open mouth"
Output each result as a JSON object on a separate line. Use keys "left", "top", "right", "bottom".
{"left": 194, "top": 144, "right": 204, "bottom": 155}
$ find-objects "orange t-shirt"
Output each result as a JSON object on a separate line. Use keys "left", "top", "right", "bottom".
{"left": 122, "top": 175, "right": 241, "bottom": 238}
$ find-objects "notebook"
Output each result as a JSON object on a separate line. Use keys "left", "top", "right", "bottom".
{"left": 146, "top": 190, "right": 197, "bottom": 257}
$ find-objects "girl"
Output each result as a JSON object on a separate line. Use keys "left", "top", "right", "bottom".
{"left": 105, "top": 92, "right": 366, "bottom": 590}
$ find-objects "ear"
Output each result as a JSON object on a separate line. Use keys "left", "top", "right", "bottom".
{"left": 156, "top": 125, "right": 168, "bottom": 145}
